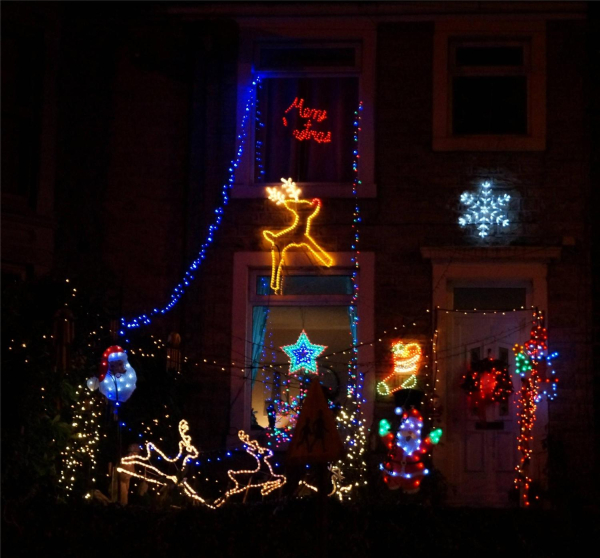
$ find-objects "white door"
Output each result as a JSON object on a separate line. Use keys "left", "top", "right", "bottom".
{"left": 440, "top": 312, "right": 529, "bottom": 507}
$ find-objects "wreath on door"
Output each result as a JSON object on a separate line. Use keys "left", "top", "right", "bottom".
{"left": 461, "top": 355, "right": 514, "bottom": 414}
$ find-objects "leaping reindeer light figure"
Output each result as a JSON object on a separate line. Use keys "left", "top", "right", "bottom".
{"left": 263, "top": 178, "right": 333, "bottom": 294}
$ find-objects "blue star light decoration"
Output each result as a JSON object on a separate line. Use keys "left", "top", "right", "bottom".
{"left": 281, "top": 330, "right": 327, "bottom": 376}
{"left": 458, "top": 181, "right": 511, "bottom": 238}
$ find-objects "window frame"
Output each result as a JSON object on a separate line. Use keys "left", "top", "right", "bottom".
{"left": 232, "top": 19, "right": 376, "bottom": 199}
{"left": 433, "top": 20, "right": 546, "bottom": 151}
{"left": 229, "top": 251, "right": 375, "bottom": 443}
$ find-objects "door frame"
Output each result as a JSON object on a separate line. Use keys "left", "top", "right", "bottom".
{"left": 421, "top": 246, "right": 561, "bottom": 506}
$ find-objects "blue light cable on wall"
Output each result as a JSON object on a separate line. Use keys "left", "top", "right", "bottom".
{"left": 120, "top": 78, "right": 261, "bottom": 334}
{"left": 349, "top": 101, "right": 364, "bottom": 407}
{"left": 254, "top": 78, "right": 265, "bottom": 183}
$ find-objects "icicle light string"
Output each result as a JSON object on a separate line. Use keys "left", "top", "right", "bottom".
{"left": 57, "top": 276, "right": 540, "bottom": 385}
{"left": 12, "top": 307, "right": 538, "bottom": 387}
{"left": 230, "top": 315, "right": 534, "bottom": 394}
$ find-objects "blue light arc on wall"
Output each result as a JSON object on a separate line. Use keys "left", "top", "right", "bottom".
{"left": 119, "top": 78, "right": 261, "bottom": 334}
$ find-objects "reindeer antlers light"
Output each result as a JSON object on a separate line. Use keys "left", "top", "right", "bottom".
{"left": 266, "top": 177, "right": 302, "bottom": 205}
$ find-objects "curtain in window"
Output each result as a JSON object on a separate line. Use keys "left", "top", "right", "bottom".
{"left": 257, "top": 77, "right": 358, "bottom": 183}
{"left": 251, "top": 306, "right": 270, "bottom": 390}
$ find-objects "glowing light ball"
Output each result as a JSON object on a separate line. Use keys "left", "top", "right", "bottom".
{"left": 87, "top": 377, "right": 99, "bottom": 391}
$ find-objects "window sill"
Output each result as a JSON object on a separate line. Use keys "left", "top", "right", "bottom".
{"left": 232, "top": 182, "right": 377, "bottom": 199}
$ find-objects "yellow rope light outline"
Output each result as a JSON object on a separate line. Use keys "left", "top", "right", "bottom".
{"left": 117, "top": 422, "right": 286, "bottom": 509}
{"left": 213, "top": 431, "right": 286, "bottom": 506}
{"left": 263, "top": 179, "right": 333, "bottom": 295}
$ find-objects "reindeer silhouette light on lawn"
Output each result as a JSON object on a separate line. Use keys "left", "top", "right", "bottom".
{"left": 263, "top": 178, "right": 333, "bottom": 294}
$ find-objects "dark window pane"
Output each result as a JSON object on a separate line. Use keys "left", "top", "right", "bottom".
{"left": 453, "top": 76, "right": 527, "bottom": 135}
{"left": 259, "top": 47, "right": 356, "bottom": 70}
{"left": 456, "top": 46, "right": 523, "bottom": 67}
{"left": 453, "top": 288, "right": 527, "bottom": 311}
{"left": 1, "top": 271, "right": 24, "bottom": 285}
{"left": 257, "top": 275, "right": 353, "bottom": 296}
{"left": 257, "top": 276, "right": 272, "bottom": 295}
{"left": 255, "top": 77, "right": 358, "bottom": 183}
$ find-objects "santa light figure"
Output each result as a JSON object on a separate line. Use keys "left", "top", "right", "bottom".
{"left": 87, "top": 345, "right": 137, "bottom": 405}
{"left": 379, "top": 406, "right": 442, "bottom": 493}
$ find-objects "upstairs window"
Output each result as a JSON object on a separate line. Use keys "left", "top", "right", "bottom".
{"left": 234, "top": 24, "right": 376, "bottom": 198}
{"left": 451, "top": 41, "right": 528, "bottom": 136}
{"left": 433, "top": 21, "right": 546, "bottom": 151}
{"left": 255, "top": 42, "right": 359, "bottom": 187}
{"left": 254, "top": 74, "right": 358, "bottom": 184}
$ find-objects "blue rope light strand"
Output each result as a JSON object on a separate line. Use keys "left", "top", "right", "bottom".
{"left": 350, "top": 101, "right": 363, "bottom": 403}
{"left": 120, "top": 78, "right": 261, "bottom": 333}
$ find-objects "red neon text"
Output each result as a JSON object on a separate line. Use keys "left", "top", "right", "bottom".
{"left": 283, "top": 97, "right": 332, "bottom": 144}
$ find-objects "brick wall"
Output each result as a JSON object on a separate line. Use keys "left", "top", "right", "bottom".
{"left": 43, "top": 7, "right": 593, "bottom": 495}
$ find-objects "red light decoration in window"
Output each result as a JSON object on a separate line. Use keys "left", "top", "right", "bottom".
{"left": 283, "top": 97, "right": 332, "bottom": 143}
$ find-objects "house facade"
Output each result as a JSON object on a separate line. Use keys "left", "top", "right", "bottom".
{"left": 2, "top": 2, "right": 595, "bottom": 506}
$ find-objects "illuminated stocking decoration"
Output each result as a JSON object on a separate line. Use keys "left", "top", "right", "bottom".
{"left": 379, "top": 408, "right": 442, "bottom": 493}
{"left": 512, "top": 309, "right": 559, "bottom": 507}
{"left": 264, "top": 178, "right": 333, "bottom": 295}
{"left": 377, "top": 341, "right": 422, "bottom": 396}
{"left": 282, "top": 330, "right": 327, "bottom": 376}
{"left": 458, "top": 181, "right": 511, "bottom": 238}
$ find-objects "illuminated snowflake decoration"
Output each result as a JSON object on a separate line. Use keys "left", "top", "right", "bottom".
{"left": 458, "top": 181, "right": 511, "bottom": 238}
